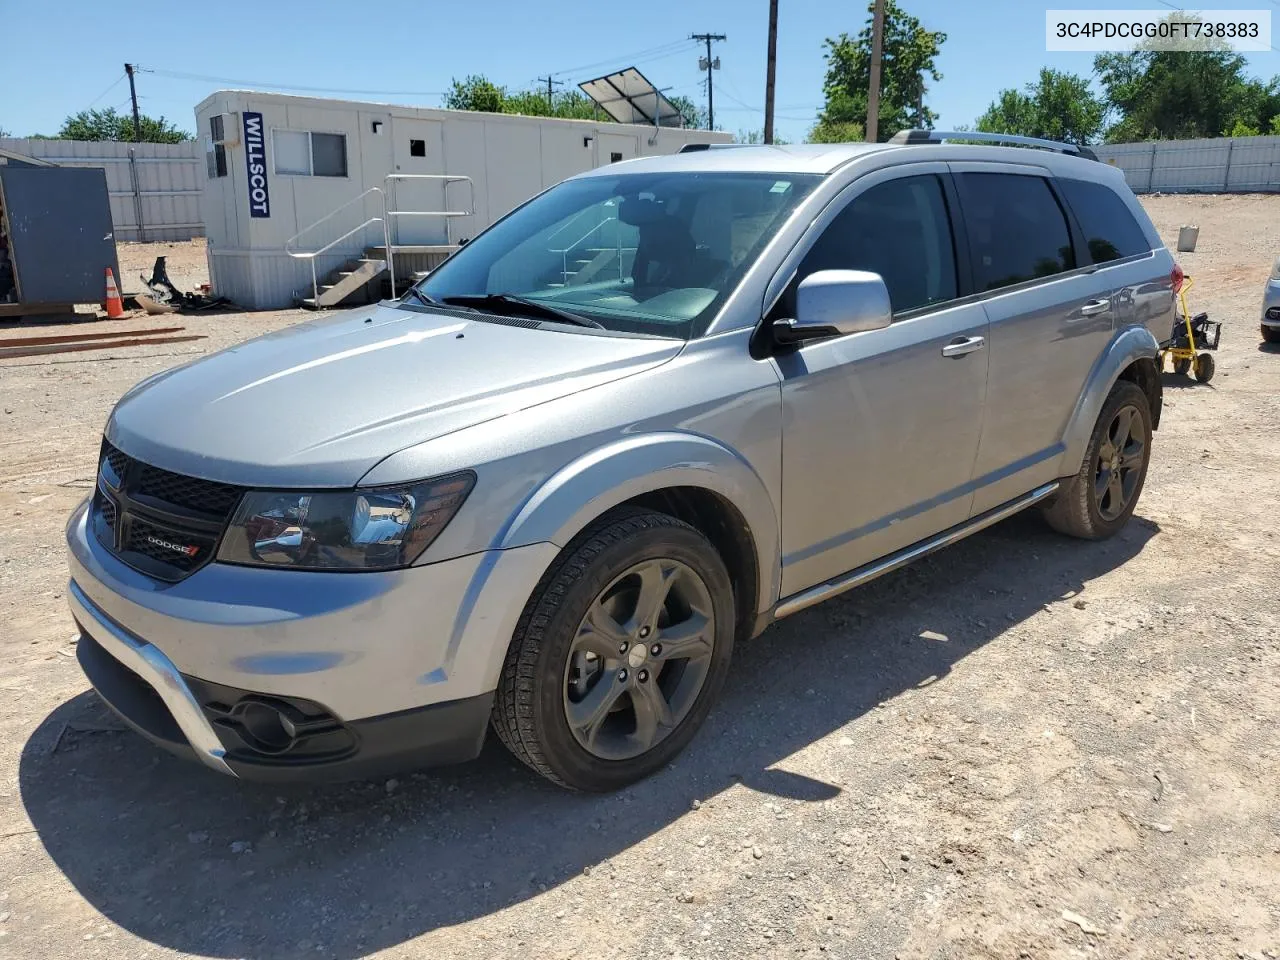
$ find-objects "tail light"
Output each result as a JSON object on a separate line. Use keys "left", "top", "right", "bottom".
{"left": 1171, "top": 263, "right": 1184, "bottom": 294}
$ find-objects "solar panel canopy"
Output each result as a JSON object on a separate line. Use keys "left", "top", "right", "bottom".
{"left": 579, "top": 67, "right": 686, "bottom": 128}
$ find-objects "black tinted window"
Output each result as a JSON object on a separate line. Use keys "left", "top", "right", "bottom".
{"left": 956, "top": 173, "right": 1074, "bottom": 291}
{"left": 1058, "top": 178, "right": 1149, "bottom": 264}
{"left": 800, "top": 175, "right": 958, "bottom": 314}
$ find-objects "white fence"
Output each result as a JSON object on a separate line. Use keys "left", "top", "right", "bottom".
{"left": 0, "top": 138, "right": 203, "bottom": 241}
{"left": 1093, "top": 136, "right": 1280, "bottom": 193}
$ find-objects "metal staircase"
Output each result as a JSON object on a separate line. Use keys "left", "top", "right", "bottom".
{"left": 286, "top": 175, "right": 475, "bottom": 309}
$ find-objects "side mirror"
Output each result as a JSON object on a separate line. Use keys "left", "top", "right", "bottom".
{"left": 773, "top": 269, "right": 892, "bottom": 344}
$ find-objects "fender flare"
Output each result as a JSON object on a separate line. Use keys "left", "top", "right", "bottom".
{"left": 1060, "top": 325, "right": 1161, "bottom": 474}
{"left": 495, "top": 432, "right": 781, "bottom": 615}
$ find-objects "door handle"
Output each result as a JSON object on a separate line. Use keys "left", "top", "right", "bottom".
{"left": 1080, "top": 298, "right": 1111, "bottom": 316}
{"left": 941, "top": 335, "right": 985, "bottom": 358}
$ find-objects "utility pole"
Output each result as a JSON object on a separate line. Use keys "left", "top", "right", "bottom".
{"left": 865, "top": 0, "right": 885, "bottom": 142}
{"left": 536, "top": 75, "right": 564, "bottom": 113}
{"left": 764, "top": 0, "right": 778, "bottom": 144}
{"left": 124, "top": 63, "right": 142, "bottom": 142}
{"left": 691, "top": 33, "right": 726, "bottom": 131}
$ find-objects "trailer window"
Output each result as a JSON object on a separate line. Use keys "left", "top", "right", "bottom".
{"left": 272, "top": 130, "right": 348, "bottom": 178}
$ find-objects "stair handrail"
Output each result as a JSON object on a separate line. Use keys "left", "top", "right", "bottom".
{"left": 383, "top": 175, "right": 476, "bottom": 295}
{"left": 549, "top": 215, "right": 624, "bottom": 285}
{"left": 285, "top": 186, "right": 386, "bottom": 304}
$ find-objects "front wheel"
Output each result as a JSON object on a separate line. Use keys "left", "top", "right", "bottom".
{"left": 1043, "top": 380, "right": 1152, "bottom": 540}
{"left": 492, "top": 510, "right": 735, "bottom": 791}
{"left": 1262, "top": 324, "right": 1280, "bottom": 344}
{"left": 1172, "top": 356, "right": 1192, "bottom": 376}
{"left": 1194, "top": 352, "right": 1216, "bottom": 383}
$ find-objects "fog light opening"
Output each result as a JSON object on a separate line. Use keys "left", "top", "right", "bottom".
{"left": 234, "top": 701, "right": 298, "bottom": 755}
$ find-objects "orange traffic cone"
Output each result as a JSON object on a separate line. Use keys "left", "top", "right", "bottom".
{"left": 103, "top": 267, "right": 124, "bottom": 319}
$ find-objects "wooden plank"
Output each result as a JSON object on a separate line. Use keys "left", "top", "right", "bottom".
{"left": 0, "top": 326, "right": 184, "bottom": 349}
{"left": 0, "top": 302, "right": 77, "bottom": 318}
{"left": 0, "top": 334, "right": 205, "bottom": 360}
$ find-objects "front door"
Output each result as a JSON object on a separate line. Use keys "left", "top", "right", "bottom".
{"left": 390, "top": 118, "right": 447, "bottom": 245}
{"left": 776, "top": 168, "right": 989, "bottom": 596}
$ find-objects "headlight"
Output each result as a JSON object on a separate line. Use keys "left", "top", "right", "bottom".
{"left": 217, "top": 473, "right": 475, "bottom": 571}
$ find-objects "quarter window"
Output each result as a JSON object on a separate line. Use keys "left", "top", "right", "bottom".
{"left": 1058, "top": 178, "right": 1150, "bottom": 264}
{"left": 272, "top": 130, "right": 348, "bottom": 178}
{"left": 955, "top": 173, "right": 1074, "bottom": 291}
{"left": 798, "top": 174, "right": 958, "bottom": 315}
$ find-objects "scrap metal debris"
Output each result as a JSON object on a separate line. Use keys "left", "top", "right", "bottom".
{"left": 141, "top": 256, "right": 232, "bottom": 312}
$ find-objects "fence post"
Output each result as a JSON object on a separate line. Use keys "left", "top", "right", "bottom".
{"left": 1147, "top": 142, "right": 1157, "bottom": 192}
{"left": 1223, "top": 139, "right": 1234, "bottom": 191}
{"left": 127, "top": 147, "right": 146, "bottom": 242}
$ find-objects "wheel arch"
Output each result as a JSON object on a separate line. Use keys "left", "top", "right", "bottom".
{"left": 1060, "top": 325, "right": 1162, "bottom": 474}
{"left": 496, "top": 432, "right": 781, "bottom": 630}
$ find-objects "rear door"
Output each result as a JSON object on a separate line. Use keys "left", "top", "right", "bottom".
{"left": 1056, "top": 175, "right": 1168, "bottom": 337}
{"left": 950, "top": 165, "right": 1117, "bottom": 516}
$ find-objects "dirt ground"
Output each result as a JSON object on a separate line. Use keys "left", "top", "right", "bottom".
{"left": 1, "top": 196, "right": 1277, "bottom": 960}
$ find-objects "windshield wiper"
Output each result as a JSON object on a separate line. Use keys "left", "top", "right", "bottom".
{"left": 440, "top": 293, "right": 603, "bottom": 329}
{"left": 401, "top": 286, "right": 446, "bottom": 308}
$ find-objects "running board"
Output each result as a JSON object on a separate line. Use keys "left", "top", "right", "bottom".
{"left": 773, "top": 482, "right": 1060, "bottom": 620}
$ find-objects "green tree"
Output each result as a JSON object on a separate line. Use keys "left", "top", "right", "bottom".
{"left": 976, "top": 68, "right": 1106, "bottom": 144}
{"left": 735, "top": 128, "right": 792, "bottom": 144}
{"left": 444, "top": 75, "right": 506, "bottom": 113}
{"left": 56, "top": 107, "right": 190, "bottom": 142}
{"left": 811, "top": 0, "right": 946, "bottom": 143}
{"left": 1093, "top": 16, "right": 1280, "bottom": 142}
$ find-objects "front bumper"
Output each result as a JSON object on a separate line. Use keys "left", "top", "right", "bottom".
{"left": 1261, "top": 280, "right": 1280, "bottom": 327}
{"left": 65, "top": 499, "right": 558, "bottom": 779}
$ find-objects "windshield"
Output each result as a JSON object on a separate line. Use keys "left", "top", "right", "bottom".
{"left": 417, "top": 171, "right": 821, "bottom": 339}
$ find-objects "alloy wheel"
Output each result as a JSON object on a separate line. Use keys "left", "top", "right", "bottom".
{"left": 1094, "top": 403, "right": 1145, "bottom": 521}
{"left": 562, "top": 558, "right": 716, "bottom": 761}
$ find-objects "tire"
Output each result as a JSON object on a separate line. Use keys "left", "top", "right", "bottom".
{"left": 1043, "top": 380, "right": 1152, "bottom": 540}
{"left": 1194, "top": 352, "right": 1215, "bottom": 383}
{"left": 492, "top": 510, "right": 736, "bottom": 791}
{"left": 1172, "top": 356, "right": 1192, "bottom": 376}
{"left": 1263, "top": 325, "right": 1280, "bottom": 344}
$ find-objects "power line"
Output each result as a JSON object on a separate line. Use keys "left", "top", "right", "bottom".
{"left": 140, "top": 68, "right": 446, "bottom": 98}
{"left": 84, "top": 73, "right": 127, "bottom": 110}
{"left": 551, "top": 39, "right": 696, "bottom": 79}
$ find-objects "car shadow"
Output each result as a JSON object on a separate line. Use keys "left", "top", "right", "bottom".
{"left": 1257, "top": 340, "right": 1280, "bottom": 354}
{"left": 1160, "top": 370, "right": 1213, "bottom": 390}
{"left": 19, "top": 512, "right": 1158, "bottom": 958}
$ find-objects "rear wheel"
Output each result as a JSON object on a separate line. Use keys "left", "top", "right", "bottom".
{"left": 492, "top": 510, "right": 735, "bottom": 791}
{"left": 1043, "top": 380, "right": 1152, "bottom": 540}
{"left": 1172, "top": 356, "right": 1192, "bottom": 376}
{"left": 1194, "top": 352, "right": 1216, "bottom": 383}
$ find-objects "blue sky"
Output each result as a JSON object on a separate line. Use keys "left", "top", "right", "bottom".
{"left": 1, "top": 0, "right": 1276, "bottom": 143}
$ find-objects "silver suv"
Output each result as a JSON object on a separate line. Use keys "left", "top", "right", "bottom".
{"left": 67, "top": 132, "right": 1172, "bottom": 791}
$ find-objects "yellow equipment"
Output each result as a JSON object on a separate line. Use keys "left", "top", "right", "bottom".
{"left": 1158, "top": 275, "right": 1220, "bottom": 383}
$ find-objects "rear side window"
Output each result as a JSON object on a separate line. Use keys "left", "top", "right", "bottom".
{"left": 955, "top": 173, "right": 1074, "bottom": 292}
{"left": 799, "top": 174, "right": 958, "bottom": 314}
{"left": 1058, "top": 178, "right": 1150, "bottom": 264}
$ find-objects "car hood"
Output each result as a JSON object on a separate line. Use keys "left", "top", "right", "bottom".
{"left": 107, "top": 303, "right": 683, "bottom": 487}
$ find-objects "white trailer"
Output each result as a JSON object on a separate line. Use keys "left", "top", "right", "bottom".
{"left": 194, "top": 90, "right": 731, "bottom": 309}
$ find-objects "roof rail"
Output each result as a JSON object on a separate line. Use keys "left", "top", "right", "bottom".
{"left": 887, "top": 129, "right": 1098, "bottom": 161}
{"left": 677, "top": 142, "right": 752, "bottom": 153}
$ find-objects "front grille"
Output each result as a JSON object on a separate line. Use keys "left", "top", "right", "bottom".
{"left": 136, "top": 461, "right": 243, "bottom": 516}
{"left": 92, "top": 440, "right": 245, "bottom": 581}
{"left": 125, "top": 516, "right": 210, "bottom": 574}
